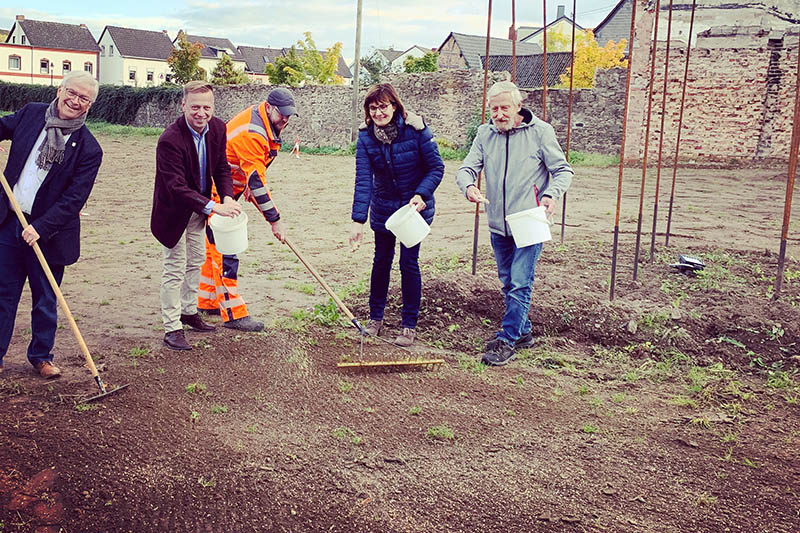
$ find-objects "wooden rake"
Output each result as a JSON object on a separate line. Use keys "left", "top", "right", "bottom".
{"left": 283, "top": 237, "right": 444, "bottom": 370}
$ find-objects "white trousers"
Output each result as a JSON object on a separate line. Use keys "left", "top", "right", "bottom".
{"left": 160, "top": 212, "right": 206, "bottom": 332}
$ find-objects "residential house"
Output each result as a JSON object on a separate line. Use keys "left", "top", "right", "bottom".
{"left": 593, "top": 0, "right": 633, "bottom": 51}
{"left": 237, "top": 45, "right": 286, "bottom": 84}
{"left": 482, "top": 52, "right": 573, "bottom": 89}
{"left": 178, "top": 32, "right": 247, "bottom": 79}
{"left": 437, "top": 32, "right": 542, "bottom": 70}
{"left": 97, "top": 26, "right": 175, "bottom": 86}
{"left": 1, "top": 15, "right": 100, "bottom": 86}
{"left": 392, "top": 45, "right": 433, "bottom": 72}
{"left": 520, "top": 5, "right": 585, "bottom": 49}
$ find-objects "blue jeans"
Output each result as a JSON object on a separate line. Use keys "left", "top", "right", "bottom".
{"left": 0, "top": 216, "right": 64, "bottom": 368}
{"left": 490, "top": 232, "right": 542, "bottom": 344}
{"left": 369, "top": 229, "right": 421, "bottom": 329}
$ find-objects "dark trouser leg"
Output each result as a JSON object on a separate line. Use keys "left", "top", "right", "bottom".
{"left": 24, "top": 232, "right": 64, "bottom": 368}
{"left": 398, "top": 241, "right": 421, "bottom": 329}
{"left": 0, "top": 217, "right": 27, "bottom": 366}
{"left": 369, "top": 230, "right": 396, "bottom": 321}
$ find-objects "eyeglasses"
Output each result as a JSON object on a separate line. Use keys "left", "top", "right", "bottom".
{"left": 368, "top": 102, "right": 393, "bottom": 114}
{"left": 64, "top": 87, "right": 92, "bottom": 106}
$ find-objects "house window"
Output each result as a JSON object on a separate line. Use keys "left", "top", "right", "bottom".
{"left": 109, "top": 45, "right": 114, "bottom": 56}
{"left": 128, "top": 68, "right": 136, "bottom": 81}
{"left": 84, "top": 62, "right": 92, "bottom": 73}
{"left": 40, "top": 59, "right": 50, "bottom": 73}
{"left": 11, "top": 36, "right": 15, "bottom": 44}
{"left": 165, "top": 73, "right": 172, "bottom": 83}
{"left": 62, "top": 61, "right": 71, "bottom": 73}
{"left": 21, "top": 36, "right": 26, "bottom": 45}
{"left": 9, "top": 55, "right": 21, "bottom": 70}
{"left": 147, "top": 70, "right": 154, "bottom": 82}
{"left": 101, "top": 45, "right": 105, "bottom": 57}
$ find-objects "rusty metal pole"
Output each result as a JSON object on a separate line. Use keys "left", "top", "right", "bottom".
{"left": 774, "top": 33, "right": 800, "bottom": 298}
{"left": 632, "top": 0, "right": 661, "bottom": 281}
{"left": 542, "top": 0, "right": 548, "bottom": 121}
{"left": 561, "top": 0, "right": 577, "bottom": 243}
{"left": 512, "top": 0, "right": 517, "bottom": 83}
{"left": 665, "top": 0, "right": 696, "bottom": 246}
{"left": 610, "top": 0, "right": 638, "bottom": 301}
{"left": 471, "top": 0, "right": 493, "bottom": 276}
{"left": 649, "top": 0, "right": 673, "bottom": 262}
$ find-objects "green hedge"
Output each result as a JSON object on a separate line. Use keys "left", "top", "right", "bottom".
{"left": 0, "top": 81, "right": 182, "bottom": 125}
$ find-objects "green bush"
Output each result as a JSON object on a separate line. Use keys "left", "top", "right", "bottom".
{"left": 0, "top": 81, "right": 57, "bottom": 111}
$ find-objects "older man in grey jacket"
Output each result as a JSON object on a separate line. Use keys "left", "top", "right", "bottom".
{"left": 456, "top": 80, "right": 573, "bottom": 367}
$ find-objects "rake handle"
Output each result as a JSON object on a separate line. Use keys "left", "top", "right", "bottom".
{"left": 0, "top": 173, "right": 103, "bottom": 385}
{"left": 284, "top": 237, "right": 359, "bottom": 325}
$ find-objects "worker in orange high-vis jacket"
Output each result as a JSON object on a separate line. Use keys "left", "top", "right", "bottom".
{"left": 197, "top": 88, "right": 298, "bottom": 331}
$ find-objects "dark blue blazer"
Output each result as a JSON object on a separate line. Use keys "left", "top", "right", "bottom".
{"left": 0, "top": 103, "right": 102, "bottom": 265}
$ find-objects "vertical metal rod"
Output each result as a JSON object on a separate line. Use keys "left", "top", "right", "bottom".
{"left": 350, "top": 0, "right": 363, "bottom": 142}
{"left": 774, "top": 32, "right": 800, "bottom": 298}
{"left": 471, "top": 0, "right": 493, "bottom": 276}
{"left": 610, "top": 0, "right": 638, "bottom": 301}
{"left": 542, "top": 0, "right": 548, "bottom": 121}
{"left": 561, "top": 0, "right": 577, "bottom": 243}
{"left": 632, "top": 0, "right": 661, "bottom": 281}
{"left": 512, "top": 0, "right": 517, "bottom": 83}
{"left": 649, "top": 0, "right": 673, "bottom": 262}
{"left": 665, "top": 0, "right": 696, "bottom": 246}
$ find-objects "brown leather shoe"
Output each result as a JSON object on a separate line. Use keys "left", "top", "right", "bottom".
{"left": 164, "top": 330, "right": 192, "bottom": 350}
{"left": 181, "top": 313, "right": 216, "bottom": 332}
{"left": 365, "top": 319, "right": 383, "bottom": 336}
{"left": 35, "top": 361, "right": 61, "bottom": 379}
{"left": 394, "top": 327, "right": 416, "bottom": 347}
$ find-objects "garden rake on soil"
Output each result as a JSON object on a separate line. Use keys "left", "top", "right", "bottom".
{"left": 0, "top": 174, "right": 129, "bottom": 402}
{"left": 283, "top": 237, "right": 444, "bottom": 370}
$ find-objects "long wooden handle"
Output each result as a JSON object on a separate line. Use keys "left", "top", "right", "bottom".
{"left": 0, "top": 173, "right": 101, "bottom": 379}
{"left": 284, "top": 237, "right": 357, "bottom": 322}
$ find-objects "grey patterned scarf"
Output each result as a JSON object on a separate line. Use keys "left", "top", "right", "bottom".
{"left": 373, "top": 121, "right": 399, "bottom": 145}
{"left": 35, "top": 98, "right": 87, "bottom": 171}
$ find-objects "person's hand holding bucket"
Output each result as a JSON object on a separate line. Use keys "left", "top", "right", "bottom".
{"left": 349, "top": 221, "right": 364, "bottom": 251}
{"left": 212, "top": 196, "right": 242, "bottom": 217}
{"left": 409, "top": 194, "right": 426, "bottom": 212}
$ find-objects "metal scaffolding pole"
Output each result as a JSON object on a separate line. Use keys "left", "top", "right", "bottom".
{"left": 471, "top": 0, "right": 493, "bottom": 275}
{"left": 561, "top": 0, "right": 577, "bottom": 243}
{"left": 542, "top": 0, "right": 548, "bottom": 121}
{"left": 649, "top": 0, "right": 674, "bottom": 262}
{"left": 632, "top": 0, "right": 661, "bottom": 281}
{"left": 512, "top": 0, "right": 517, "bottom": 83}
{"left": 665, "top": 0, "right": 697, "bottom": 246}
{"left": 773, "top": 33, "right": 800, "bottom": 299}
{"left": 610, "top": 0, "right": 639, "bottom": 300}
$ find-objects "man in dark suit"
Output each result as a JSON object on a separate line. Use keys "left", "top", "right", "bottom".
{"left": 151, "top": 81, "right": 241, "bottom": 351}
{"left": 0, "top": 71, "right": 103, "bottom": 378}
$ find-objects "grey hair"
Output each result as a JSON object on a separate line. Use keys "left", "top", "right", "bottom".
{"left": 61, "top": 71, "right": 99, "bottom": 101}
{"left": 487, "top": 80, "right": 523, "bottom": 106}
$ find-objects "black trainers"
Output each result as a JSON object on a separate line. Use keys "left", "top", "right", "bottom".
{"left": 481, "top": 338, "right": 516, "bottom": 366}
{"left": 223, "top": 316, "right": 264, "bottom": 332}
{"left": 514, "top": 332, "right": 536, "bottom": 350}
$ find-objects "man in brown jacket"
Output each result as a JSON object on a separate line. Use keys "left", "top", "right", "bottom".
{"left": 150, "top": 81, "right": 241, "bottom": 350}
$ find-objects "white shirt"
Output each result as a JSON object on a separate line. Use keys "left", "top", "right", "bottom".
{"left": 12, "top": 128, "right": 72, "bottom": 214}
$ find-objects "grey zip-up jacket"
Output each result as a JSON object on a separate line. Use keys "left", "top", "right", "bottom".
{"left": 455, "top": 108, "right": 573, "bottom": 236}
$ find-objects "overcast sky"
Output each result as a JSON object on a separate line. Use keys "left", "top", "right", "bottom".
{"left": 1, "top": 1, "right": 620, "bottom": 63}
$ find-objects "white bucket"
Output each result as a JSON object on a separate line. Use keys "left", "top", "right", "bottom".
{"left": 385, "top": 204, "right": 430, "bottom": 248}
{"left": 209, "top": 211, "right": 249, "bottom": 255}
{"left": 505, "top": 206, "right": 551, "bottom": 247}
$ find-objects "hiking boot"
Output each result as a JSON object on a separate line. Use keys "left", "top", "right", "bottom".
{"left": 181, "top": 313, "right": 216, "bottom": 332}
{"left": 514, "top": 332, "right": 536, "bottom": 350}
{"left": 481, "top": 338, "right": 516, "bottom": 366}
{"left": 394, "top": 327, "right": 416, "bottom": 347}
{"left": 35, "top": 361, "right": 62, "bottom": 379}
{"left": 198, "top": 307, "right": 221, "bottom": 316}
{"left": 364, "top": 319, "right": 383, "bottom": 336}
{"left": 164, "top": 330, "right": 192, "bottom": 351}
{"left": 223, "top": 316, "right": 264, "bottom": 332}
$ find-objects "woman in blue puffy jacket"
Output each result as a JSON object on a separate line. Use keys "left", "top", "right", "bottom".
{"left": 349, "top": 84, "right": 444, "bottom": 346}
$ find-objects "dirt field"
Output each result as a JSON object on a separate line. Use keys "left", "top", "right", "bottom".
{"left": 1, "top": 133, "right": 799, "bottom": 533}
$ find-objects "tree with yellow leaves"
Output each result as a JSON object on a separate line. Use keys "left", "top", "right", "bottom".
{"left": 296, "top": 32, "right": 345, "bottom": 85}
{"left": 558, "top": 30, "right": 627, "bottom": 88}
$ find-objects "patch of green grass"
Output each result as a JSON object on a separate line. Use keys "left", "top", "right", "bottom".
{"left": 190, "top": 411, "right": 200, "bottom": 422}
{"left": 611, "top": 392, "right": 627, "bottom": 404}
{"left": 87, "top": 119, "right": 164, "bottom": 137}
{"left": 582, "top": 424, "right": 599, "bottom": 434}
{"left": 312, "top": 299, "right": 341, "bottom": 326}
{"left": 332, "top": 426, "right": 363, "bottom": 444}
{"left": 668, "top": 395, "right": 698, "bottom": 408}
{"left": 210, "top": 405, "right": 228, "bottom": 414}
{"left": 456, "top": 354, "right": 488, "bottom": 374}
{"left": 409, "top": 406, "right": 422, "bottom": 415}
{"left": 766, "top": 369, "right": 795, "bottom": 389}
{"left": 185, "top": 382, "right": 207, "bottom": 394}
{"left": 568, "top": 151, "right": 619, "bottom": 167}
{"left": 695, "top": 493, "right": 717, "bottom": 506}
{"left": 284, "top": 281, "right": 315, "bottom": 295}
{"left": 197, "top": 476, "right": 217, "bottom": 488}
{"left": 337, "top": 380, "right": 354, "bottom": 394}
{"left": 74, "top": 403, "right": 97, "bottom": 412}
{"left": 426, "top": 425, "right": 455, "bottom": 441}
{"left": 246, "top": 424, "right": 259, "bottom": 433}
{"left": 128, "top": 346, "right": 150, "bottom": 358}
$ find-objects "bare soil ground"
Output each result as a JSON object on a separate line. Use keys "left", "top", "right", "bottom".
{"left": 1, "top": 134, "right": 799, "bottom": 533}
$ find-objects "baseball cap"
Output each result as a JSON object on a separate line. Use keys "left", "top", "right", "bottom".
{"left": 267, "top": 87, "right": 298, "bottom": 117}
